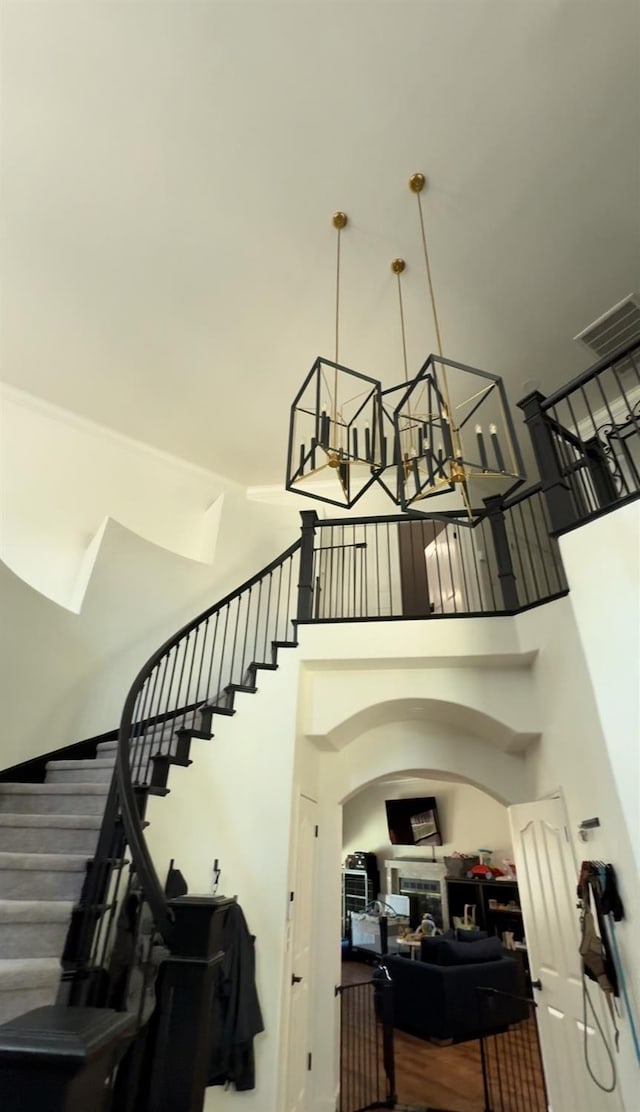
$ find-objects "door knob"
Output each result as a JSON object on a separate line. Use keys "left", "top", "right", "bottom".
{"left": 291, "top": 974, "right": 303, "bottom": 985}
{"left": 530, "top": 978, "right": 543, "bottom": 991}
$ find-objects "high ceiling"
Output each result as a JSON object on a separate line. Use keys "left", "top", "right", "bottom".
{"left": 2, "top": 1, "right": 639, "bottom": 486}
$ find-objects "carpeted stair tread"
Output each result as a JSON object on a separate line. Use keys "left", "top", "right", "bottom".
{"left": 96, "top": 740, "right": 118, "bottom": 756}
{"left": 0, "top": 957, "right": 61, "bottom": 990}
{"left": 0, "top": 851, "right": 89, "bottom": 871}
{"left": 0, "top": 784, "right": 109, "bottom": 815}
{"left": 46, "top": 759, "right": 115, "bottom": 772}
{"left": 45, "top": 759, "right": 114, "bottom": 784}
{"left": 0, "top": 812, "right": 103, "bottom": 855}
{"left": 0, "top": 813, "right": 102, "bottom": 829}
{"left": 0, "top": 851, "right": 89, "bottom": 900}
{"left": 0, "top": 783, "right": 109, "bottom": 795}
{"left": 0, "top": 900, "right": 74, "bottom": 923}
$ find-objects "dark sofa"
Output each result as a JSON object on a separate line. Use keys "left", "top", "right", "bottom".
{"left": 382, "top": 934, "right": 528, "bottom": 1043}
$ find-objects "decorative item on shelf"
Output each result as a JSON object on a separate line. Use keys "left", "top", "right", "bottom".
{"left": 469, "top": 848, "right": 505, "bottom": 879}
{"left": 285, "top": 212, "right": 384, "bottom": 508}
{"left": 452, "top": 903, "right": 479, "bottom": 932}
{"left": 444, "top": 852, "right": 480, "bottom": 878}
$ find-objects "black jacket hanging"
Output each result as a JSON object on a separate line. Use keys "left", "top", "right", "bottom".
{"left": 207, "top": 900, "right": 264, "bottom": 1091}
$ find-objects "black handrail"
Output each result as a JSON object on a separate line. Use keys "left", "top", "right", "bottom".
{"left": 541, "top": 335, "right": 640, "bottom": 409}
{"left": 116, "top": 537, "right": 302, "bottom": 946}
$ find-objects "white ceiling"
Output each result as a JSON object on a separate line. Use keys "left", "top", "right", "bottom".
{"left": 2, "top": 0, "right": 639, "bottom": 486}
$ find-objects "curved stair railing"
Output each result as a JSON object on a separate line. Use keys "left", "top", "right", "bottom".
{"left": 67, "top": 537, "right": 302, "bottom": 1001}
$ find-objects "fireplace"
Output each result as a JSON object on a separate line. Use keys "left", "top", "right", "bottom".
{"left": 384, "top": 858, "right": 449, "bottom": 931}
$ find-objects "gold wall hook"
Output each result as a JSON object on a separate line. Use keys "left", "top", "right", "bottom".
{"left": 391, "top": 258, "right": 406, "bottom": 274}
{"left": 332, "top": 212, "right": 348, "bottom": 230}
{"left": 409, "top": 172, "right": 426, "bottom": 193}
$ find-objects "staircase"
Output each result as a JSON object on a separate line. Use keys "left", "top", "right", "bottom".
{"left": 0, "top": 754, "right": 110, "bottom": 1025}
{"left": 0, "top": 633, "right": 299, "bottom": 1031}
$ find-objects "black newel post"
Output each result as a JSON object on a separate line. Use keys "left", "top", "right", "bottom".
{"left": 518, "top": 391, "right": 579, "bottom": 533}
{"left": 0, "top": 1006, "right": 134, "bottom": 1112}
{"left": 484, "top": 496, "right": 519, "bottom": 611}
{"left": 297, "top": 510, "right": 318, "bottom": 622}
{"left": 144, "top": 896, "right": 233, "bottom": 1112}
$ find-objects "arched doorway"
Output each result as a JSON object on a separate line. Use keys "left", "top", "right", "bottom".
{"left": 306, "top": 702, "right": 533, "bottom": 1112}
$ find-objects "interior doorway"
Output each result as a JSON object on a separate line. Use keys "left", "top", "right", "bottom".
{"left": 339, "top": 771, "right": 520, "bottom": 1110}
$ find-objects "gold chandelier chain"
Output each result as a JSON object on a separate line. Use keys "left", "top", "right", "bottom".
{"left": 396, "top": 269, "right": 410, "bottom": 385}
{"left": 415, "top": 187, "right": 466, "bottom": 461}
{"left": 334, "top": 224, "right": 342, "bottom": 423}
{"left": 416, "top": 190, "right": 444, "bottom": 361}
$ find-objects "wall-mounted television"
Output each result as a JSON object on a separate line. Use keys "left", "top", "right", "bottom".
{"left": 385, "top": 796, "right": 443, "bottom": 847}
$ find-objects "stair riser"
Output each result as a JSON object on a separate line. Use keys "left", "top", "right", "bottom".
{"left": 46, "top": 767, "right": 114, "bottom": 785}
{"left": 0, "top": 869, "right": 86, "bottom": 901}
{"left": 0, "top": 921, "right": 71, "bottom": 960}
{"left": 0, "top": 827, "right": 101, "bottom": 855}
{"left": 0, "top": 793, "right": 108, "bottom": 816}
{"left": 0, "top": 983, "right": 60, "bottom": 1027}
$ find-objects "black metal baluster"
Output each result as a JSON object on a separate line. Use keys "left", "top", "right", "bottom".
{"left": 443, "top": 524, "right": 458, "bottom": 613}
{"left": 203, "top": 609, "right": 221, "bottom": 705}
{"left": 374, "top": 522, "right": 381, "bottom": 616}
{"left": 285, "top": 552, "right": 294, "bottom": 638}
{"left": 229, "top": 595, "right": 242, "bottom": 687}
{"left": 262, "top": 575, "right": 272, "bottom": 662}
{"left": 240, "top": 587, "right": 252, "bottom": 681}
{"left": 253, "top": 579, "right": 263, "bottom": 664}
{"left": 514, "top": 503, "right": 534, "bottom": 605}
{"left": 362, "top": 526, "right": 368, "bottom": 618}
{"left": 217, "top": 603, "right": 231, "bottom": 703}
{"left": 527, "top": 496, "right": 551, "bottom": 600}
{"left": 386, "top": 523, "right": 393, "bottom": 616}
{"left": 564, "top": 393, "right": 597, "bottom": 513}
{"left": 468, "top": 522, "right": 485, "bottom": 612}
{"left": 432, "top": 523, "right": 444, "bottom": 612}
{"left": 479, "top": 519, "right": 498, "bottom": 610}
{"left": 181, "top": 624, "right": 201, "bottom": 733}
{"left": 132, "top": 673, "right": 156, "bottom": 785}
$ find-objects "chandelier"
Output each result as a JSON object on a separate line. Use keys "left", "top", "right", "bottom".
{"left": 286, "top": 175, "right": 525, "bottom": 521}
{"left": 285, "top": 213, "right": 384, "bottom": 509}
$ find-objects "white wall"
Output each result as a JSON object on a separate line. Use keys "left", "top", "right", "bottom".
{"left": 143, "top": 652, "right": 301, "bottom": 1112}
{"left": 342, "top": 775, "right": 513, "bottom": 869}
{"left": 0, "top": 383, "right": 299, "bottom": 612}
{"left": 517, "top": 596, "right": 640, "bottom": 1112}
{"left": 0, "top": 504, "right": 297, "bottom": 772}
{"left": 559, "top": 502, "right": 640, "bottom": 868}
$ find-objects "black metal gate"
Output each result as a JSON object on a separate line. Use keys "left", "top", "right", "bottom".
{"left": 337, "top": 966, "right": 396, "bottom": 1112}
{"left": 478, "top": 988, "right": 548, "bottom": 1112}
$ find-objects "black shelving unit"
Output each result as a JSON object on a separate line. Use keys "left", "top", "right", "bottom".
{"left": 446, "top": 877, "right": 524, "bottom": 943}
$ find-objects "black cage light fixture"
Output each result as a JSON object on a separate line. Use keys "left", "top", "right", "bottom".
{"left": 387, "top": 173, "right": 525, "bottom": 522}
{"left": 285, "top": 212, "right": 384, "bottom": 508}
{"left": 286, "top": 176, "right": 526, "bottom": 520}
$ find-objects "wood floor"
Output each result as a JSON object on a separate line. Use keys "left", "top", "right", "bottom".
{"left": 339, "top": 959, "right": 547, "bottom": 1112}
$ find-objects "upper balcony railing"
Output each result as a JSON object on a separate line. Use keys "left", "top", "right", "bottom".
{"left": 519, "top": 337, "right": 640, "bottom": 534}
{"left": 299, "top": 485, "right": 567, "bottom": 624}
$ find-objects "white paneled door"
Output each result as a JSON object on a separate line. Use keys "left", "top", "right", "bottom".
{"left": 285, "top": 794, "right": 318, "bottom": 1112}
{"left": 509, "top": 797, "right": 623, "bottom": 1112}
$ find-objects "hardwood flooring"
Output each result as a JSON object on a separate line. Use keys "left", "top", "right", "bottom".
{"left": 339, "top": 959, "right": 547, "bottom": 1112}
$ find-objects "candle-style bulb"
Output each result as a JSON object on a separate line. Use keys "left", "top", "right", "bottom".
{"left": 489, "top": 423, "right": 497, "bottom": 435}
{"left": 475, "top": 424, "right": 482, "bottom": 434}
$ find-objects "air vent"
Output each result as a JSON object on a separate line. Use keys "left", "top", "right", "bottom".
{"left": 574, "top": 294, "right": 640, "bottom": 366}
